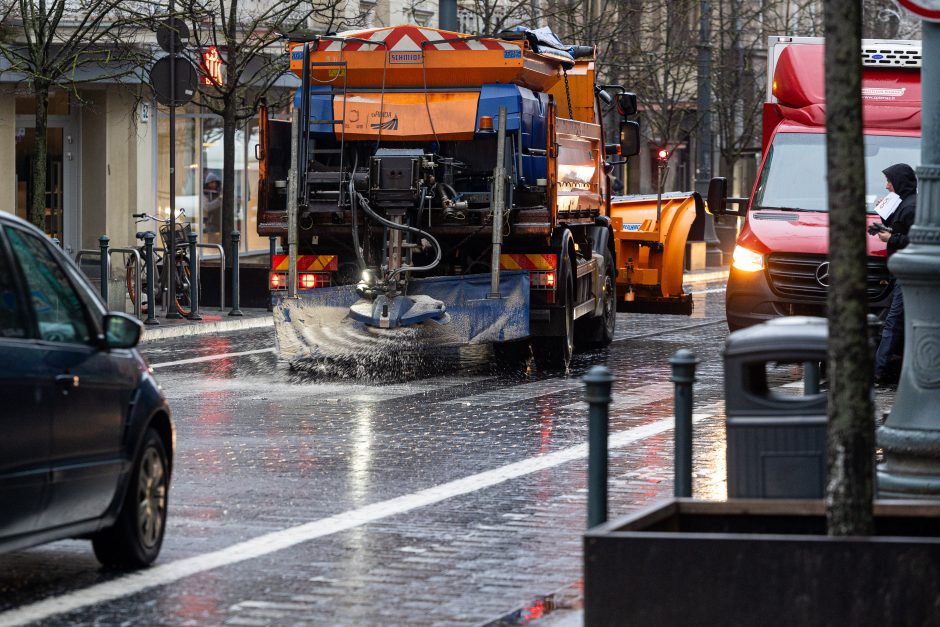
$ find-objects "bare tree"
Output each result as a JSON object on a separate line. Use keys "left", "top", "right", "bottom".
{"left": 710, "top": 0, "right": 763, "bottom": 191}
{"left": 0, "top": 0, "right": 153, "bottom": 230}
{"left": 824, "top": 0, "right": 874, "bottom": 536}
{"left": 178, "top": 0, "right": 343, "bottom": 261}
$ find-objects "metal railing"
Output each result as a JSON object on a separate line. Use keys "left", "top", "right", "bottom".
{"left": 76, "top": 231, "right": 243, "bottom": 321}
{"left": 75, "top": 246, "right": 142, "bottom": 319}
{"left": 195, "top": 242, "right": 225, "bottom": 312}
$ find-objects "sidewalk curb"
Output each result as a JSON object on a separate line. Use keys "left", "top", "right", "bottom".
{"left": 141, "top": 314, "right": 274, "bottom": 343}
{"left": 683, "top": 268, "right": 729, "bottom": 285}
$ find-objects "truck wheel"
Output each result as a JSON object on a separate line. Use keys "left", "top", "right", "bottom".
{"left": 577, "top": 249, "right": 616, "bottom": 348}
{"left": 534, "top": 257, "right": 574, "bottom": 370}
{"left": 92, "top": 428, "right": 169, "bottom": 569}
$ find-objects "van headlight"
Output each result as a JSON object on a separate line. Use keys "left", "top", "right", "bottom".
{"left": 732, "top": 245, "right": 764, "bottom": 272}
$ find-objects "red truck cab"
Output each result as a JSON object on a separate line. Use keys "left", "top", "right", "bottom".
{"left": 712, "top": 36, "right": 921, "bottom": 330}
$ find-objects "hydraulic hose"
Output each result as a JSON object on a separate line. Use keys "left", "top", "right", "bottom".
{"left": 348, "top": 152, "right": 367, "bottom": 270}
{"left": 352, "top": 190, "right": 442, "bottom": 282}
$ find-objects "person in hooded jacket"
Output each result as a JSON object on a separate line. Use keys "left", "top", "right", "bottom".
{"left": 874, "top": 163, "right": 917, "bottom": 384}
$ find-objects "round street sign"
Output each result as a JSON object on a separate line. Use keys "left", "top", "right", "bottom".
{"left": 156, "top": 17, "right": 190, "bottom": 53}
{"left": 150, "top": 56, "right": 198, "bottom": 107}
{"left": 894, "top": 0, "right": 940, "bottom": 21}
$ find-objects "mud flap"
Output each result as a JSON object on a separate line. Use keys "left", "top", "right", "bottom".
{"left": 273, "top": 271, "right": 531, "bottom": 364}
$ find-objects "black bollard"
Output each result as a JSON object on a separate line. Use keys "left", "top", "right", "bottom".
{"left": 229, "top": 230, "right": 244, "bottom": 316}
{"left": 143, "top": 232, "right": 159, "bottom": 325}
{"left": 98, "top": 235, "right": 110, "bottom": 304}
{"left": 188, "top": 232, "right": 202, "bottom": 320}
{"left": 585, "top": 365, "right": 614, "bottom": 528}
{"left": 268, "top": 236, "right": 277, "bottom": 312}
{"left": 670, "top": 349, "right": 698, "bottom": 498}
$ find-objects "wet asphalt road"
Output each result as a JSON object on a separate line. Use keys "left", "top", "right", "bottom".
{"left": 0, "top": 282, "right": 736, "bottom": 625}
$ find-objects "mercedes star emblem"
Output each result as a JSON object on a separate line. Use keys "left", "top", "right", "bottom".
{"left": 815, "top": 261, "right": 831, "bottom": 287}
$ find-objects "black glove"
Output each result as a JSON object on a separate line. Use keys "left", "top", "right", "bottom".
{"left": 868, "top": 223, "right": 892, "bottom": 236}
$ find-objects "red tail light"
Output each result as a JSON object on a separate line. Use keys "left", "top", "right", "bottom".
{"left": 269, "top": 272, "right": 287, "bottom": 290}
{"left": 299, "top": 272, "right": 317, "bottom": 289}
{"left": 546, "top": 271, "right": 555, "bottom": 288}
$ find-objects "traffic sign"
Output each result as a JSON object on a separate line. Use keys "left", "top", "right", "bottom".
{"left": 156, "top": 17, "right": 190, "bottom": 52}
{"left": 150, "top": 56, "right": 198, "bottom": 107}
{"left": 894, "top": 0, "right": 940, "bottom": 21}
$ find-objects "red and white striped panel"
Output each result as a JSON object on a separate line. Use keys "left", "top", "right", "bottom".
{"left": 317, "top": 26, "right": 517, "bottom": 53}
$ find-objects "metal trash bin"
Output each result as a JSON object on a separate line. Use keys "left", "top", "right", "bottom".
{"left": 724, "top": 316, "right": 827, "bottom": 498}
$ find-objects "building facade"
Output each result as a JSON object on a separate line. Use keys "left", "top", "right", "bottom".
{"left": 0, "top": 0, "right": 440, "bottom": 257}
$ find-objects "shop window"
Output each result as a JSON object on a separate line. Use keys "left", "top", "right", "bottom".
{"left": 15, "top": 90, "right": 71, "bottom": 116}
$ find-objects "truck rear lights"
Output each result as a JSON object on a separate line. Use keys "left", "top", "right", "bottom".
{"left": 299, "top": 272, "right": 331, "bottom": 289}
{"left": 732, "top": 245, "right": 765, "bottom": 272}
{"left": 269, "top": 271, "right": 332, "bottom": 290}
{"left": 529, "top": 271, "right": 556, "bottom": 289}
{"left": 269, "top": 272, "right": 288, "bottom": 290}
{"left": 530, "top": 271, "right": 557, "bottom": 303}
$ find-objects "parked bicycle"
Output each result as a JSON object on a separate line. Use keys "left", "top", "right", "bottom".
{"left": 126, "top": 212, "right": 193, "bottom": 317}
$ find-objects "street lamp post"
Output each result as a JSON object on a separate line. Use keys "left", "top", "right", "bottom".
{"left": 877, "top": 20, "right": 940, "bottom": 497}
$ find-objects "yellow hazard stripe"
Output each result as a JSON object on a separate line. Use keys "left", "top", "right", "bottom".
{"left": 499, "top": 253, "right": 556, "bottom": 271}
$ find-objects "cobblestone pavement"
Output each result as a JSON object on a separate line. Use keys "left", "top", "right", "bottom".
{"left": 0, "top": 282, "right": 895, "bottom": 626}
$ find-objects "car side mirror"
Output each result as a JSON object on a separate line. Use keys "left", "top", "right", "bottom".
{"left": 104, "top": 312, "right": 142, "bottom": 349}
{"left": 617, "top": 92, "right": 637, "bottom": 116}
{"left": 620, "top": 120, "right": 640, "bottom": 157}
{"left": 707, "top": 177, "right": 728, "bottom": 216}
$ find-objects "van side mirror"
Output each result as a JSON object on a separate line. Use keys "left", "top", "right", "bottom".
{"left": 617, "top": 92, "right": 637, "bottom": 116}
{"left": 620, "top": 120, "right": 640, "bottom": 157}
{"left": 707, "top": 177, "right": 728, "bottom": 216}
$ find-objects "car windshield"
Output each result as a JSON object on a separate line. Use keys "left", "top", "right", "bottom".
{"left": 752, "top": 133, "right": 921, "bottom": 212}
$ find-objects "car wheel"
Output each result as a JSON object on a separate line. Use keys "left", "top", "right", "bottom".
{"left": 93, "top": 428, "right": 169, "bottom": 568}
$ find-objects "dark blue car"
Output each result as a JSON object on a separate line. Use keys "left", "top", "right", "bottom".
{"left": 0, "top": 213, "right": 173, "bottom": 568}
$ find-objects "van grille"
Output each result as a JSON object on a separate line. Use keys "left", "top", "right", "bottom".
{"left": 862, "top": 45, "right": 921, "bottom": 67}
{"left": 766, "top": 253, "right": 893, "bottom": 302}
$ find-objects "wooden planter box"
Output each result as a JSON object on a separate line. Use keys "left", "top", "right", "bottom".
{"left": 584, "top": 499, "right": 940, "bottom": 625}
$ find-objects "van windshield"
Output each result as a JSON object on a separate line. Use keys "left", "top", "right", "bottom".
{"left": 752, "top": 133, "right": 921, "bottom": 212}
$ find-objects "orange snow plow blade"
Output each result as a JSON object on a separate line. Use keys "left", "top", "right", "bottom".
{"left": 610, "top": 192, "right": 704, "bottom": 315}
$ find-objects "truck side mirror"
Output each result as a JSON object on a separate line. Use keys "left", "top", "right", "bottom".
{"left": 617, "top": 92, "right": 638, "bottom": 116}
{"left": 707, "top": 177, "right": 728, "bottom": 216}
{"left": 620, "top": 121, "right": 640, "bottom": 157}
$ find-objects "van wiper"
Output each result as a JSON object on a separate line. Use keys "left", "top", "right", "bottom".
{"left": 755, "top": 205, "right": 812, "bottom": 212}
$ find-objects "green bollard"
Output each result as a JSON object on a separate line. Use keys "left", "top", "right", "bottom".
{"left": 229, "top": 230, "right": 244, "bottom": 316}
{"left": 670, "top": 349, "right": 698, "bottom": 498}
{"left": 188, "top": 232, "right": 202, "bottom": 321}
{"left": 98, "top": 235, "right": 110, "bottom": 304}
{"left": 585, "top": 365, "right": 614, "bottom": 528}
{"left": 143, "top": 232, "right": 159, "bottom": 325}
{"left": 804, "top": 361, "right": 821, "bottom": 395}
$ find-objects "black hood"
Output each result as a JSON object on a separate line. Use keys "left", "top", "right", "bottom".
{"left": 883, "top": 163, "right": 917, "bottom": 199}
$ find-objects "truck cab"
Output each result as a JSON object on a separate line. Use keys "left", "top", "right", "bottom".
{"left": 710, "top": 36, "right": 921, "bottom": 330}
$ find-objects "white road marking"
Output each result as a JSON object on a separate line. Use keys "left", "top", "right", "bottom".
{"left": 149, "top": 348, "right": 276, "bottom": 369}
{"left": 691, "top": 287, "right": 727, "bottom": 295}
{"left": 0, "top": 410, "right": 715, "bottom": 626}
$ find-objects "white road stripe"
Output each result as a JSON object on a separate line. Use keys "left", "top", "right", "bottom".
{"left": 691, "top": 287, "right": 727, "bottom": 295}
{"left": 149, "top": 348, "right": 276, "bottom": 369}
{"left": 0, "top": 410, "right": 715, "bottom": 626}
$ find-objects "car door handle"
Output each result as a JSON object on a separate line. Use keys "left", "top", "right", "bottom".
{"left": 55, "top": 374, "right": 80, "bottom": 393}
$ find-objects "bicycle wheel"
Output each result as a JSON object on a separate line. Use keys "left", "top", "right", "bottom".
{"left": 126, "top": 254, "right": 149, "bottom": 314}
{"left": 173, "top": 259, "right": 193, "bottom": 318}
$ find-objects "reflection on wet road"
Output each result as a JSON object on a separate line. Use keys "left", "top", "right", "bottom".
{"left": 0, "top": 284, "right": 732, "bottom": 625}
